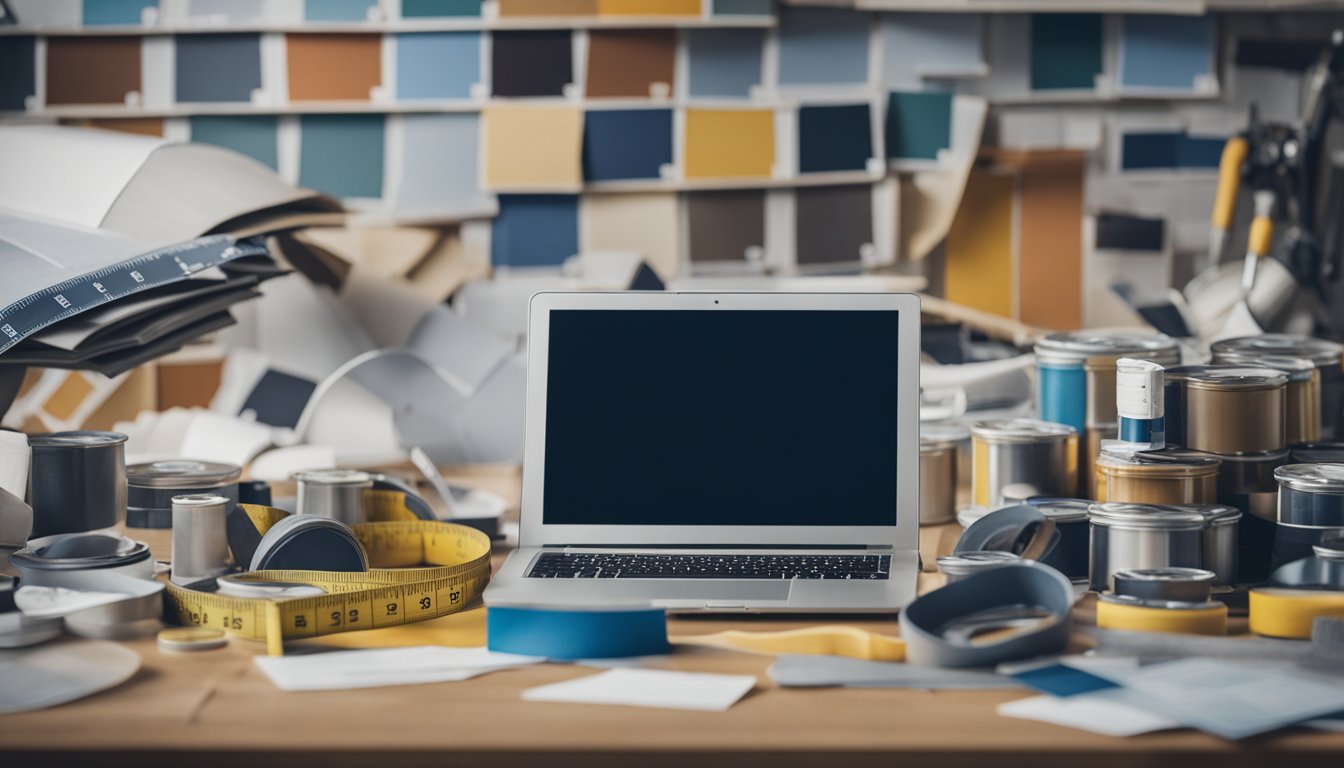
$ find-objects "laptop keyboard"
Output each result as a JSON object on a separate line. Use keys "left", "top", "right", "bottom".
{"left": 527, "top": 552, "right": 891, "bottom": 580}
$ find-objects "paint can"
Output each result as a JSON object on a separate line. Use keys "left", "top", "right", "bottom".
{"left": 294, "top": 469, "right": 373, "bottom": 526}
{"left": 918, "top": 435, "right": 957, "bottom": 526}
{"left": 1289, "top": 442, "right": 1344, "bottom": 464}
{"left": 1273, "top": 463, "right": 1344, "bottom": 568}
{"left": 1210, "top": 334, "right": 1344, "bottom": 440}
{"left": 936, "top": 551, "right": 1020, "bottom": 584}
{"left": 1094, "top": 446, "right": 1221, "bottom": 505}
{"left": 170, "top": 494, "right": 232, "bottom": 585}
{"left": 921, "top": 423, "right": 971, "bottom": 508}
{"left": 1025, "top": 497, "right": 1091, "bottom": 581}
{"left": 1163, "top": 366, "right": 1288, "bottom": 455}
{"left": 1190, "top": 503, "right": 1241, "bottom": 586}
{"left": 1215, "top": 449, "right": 1289, "bottom": 584}
{"left": 1208, "top": 353, "right": 1320, "bottom": 445}
{"left": 1088, "top": 502, "right": 1207, "bottom": 592}
{"left": 126, "top": 460, "right": 241, "bottom": 530}
{"left": 27, "top": 431, "right": 128, "bottom": 539}
{"left": 1112, "top": 567, "right": 1216, "bottom": 603}
{"left": 970, "top": 419, "right": 1077, "bottom": 510}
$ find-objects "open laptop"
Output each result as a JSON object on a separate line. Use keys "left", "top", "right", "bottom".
{"left": 483, "top": 291, "right": 920, "bottom": 612}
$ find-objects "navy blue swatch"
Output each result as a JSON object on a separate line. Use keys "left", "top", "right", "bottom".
{"left": 241, "top": 369, "right": 317, "bottom": 429}
{"left": 1011, "top": 665, "right": 1119, "bottom": 698}
{"left": 1122, "top": 132, "right": 1224, "bottom": 170}
{"left": 582, "top": 109, "right": 673, "bottom": 181}
{"left": 0, "top": 36, "right": 36, "bottom": 110}
{"left": 492, "top": 194, "right": 579, "bottom": 268}
{"left": 798, "top": 104, "right": 872, "bottom": 173}
{"left": 1095, "top": 212, "right": 1165, "bottom": 251}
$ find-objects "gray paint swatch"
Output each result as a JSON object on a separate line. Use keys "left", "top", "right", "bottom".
{"left": 189, "top": 115, "right": 278, "bottom": 170}
{"left": 687, "top": 189, "right": 764, "bottom": 263}
{"left": 397, "top": 113, "right": 480, "bottom": 209}
{"left": 777, "top": 6, "right": 870, "bottom": 85}
{"left": 795, "top": 184, "right": 872, "bottom": 266}
{"left": 687, "top": 28, "right": 763, "bottom": 98}
{"left": 176, "top": 34, "right": 262, "bottom": 102}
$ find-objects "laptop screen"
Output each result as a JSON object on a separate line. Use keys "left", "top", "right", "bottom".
{"left": 541, "top": 308, "right": 901, "bottom": 526}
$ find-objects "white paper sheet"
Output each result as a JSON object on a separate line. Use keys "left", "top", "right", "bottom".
{"left": 521, "top": 669, "right": 757, "bottom": 712}
{"left": 999, "top": 691, "right": 1182, "bottom": 737}
{"left": 254, "top": 646, "right": 543, "bottom": 692}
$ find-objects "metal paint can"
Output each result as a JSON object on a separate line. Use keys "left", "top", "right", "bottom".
{"left": 1088, "top": 502, "right": 1207, "bottom": 591}
{"left": 170, "top": 494, "right": 232, "bottom": 585}
{"left": 1210, "top": 334, "right": 1344, "bottom": 440}
{"left": 1164, "top": 366, "right": 1288, "bottom": 455}
{"left": 971, "top": 419, "right": 1077, "bottom": 510}
{"left": 1112, "top": 567, "right": 1216, "bottom": 603}
{"left": 922, "top": 423, "right": 972, "bottom": 508}
{"left": 294, "top": 468, "right": 373, "bottom": 526}
{"left": 1273, "top": 463, "right": 1344, "bottom": 568}
{"left": 936, "top": 550, "right": 1020, "bottom": 584}
{"left": 1289, "top": 442, "right": 1344, "bottom": 464}
{"left": 918, "top": 435, "right": 957, "bottom": 525}
{"left": 126, "top": 460, "right": 241, "bottom": 530}
{"left": 1209, "top": 353, "right": 1320, "bottom": 445}
{"left": 1094, "top": 446, "right": 1221, "bottom": 505}
{"left": 1189, "top": 503, "right": 1241, "bottom": 585}
{"left": 1215, "top": 449, "right": 1289, "bottom": 584}
{"left": 28, "top": 431, "right": 128, "bottom": 539}
{"left": 1025, "top": 497, "right": 1091, "bottom": 581}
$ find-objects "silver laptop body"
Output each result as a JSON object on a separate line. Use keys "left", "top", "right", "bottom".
{"left": 484, "top": 291, "right": 920, "bottom": 613}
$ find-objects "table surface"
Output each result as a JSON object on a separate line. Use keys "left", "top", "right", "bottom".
{"left": 3, "top": 464, "right": 1343, "bottom": 767}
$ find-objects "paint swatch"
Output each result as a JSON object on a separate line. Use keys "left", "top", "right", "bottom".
{"left": 687, "top": 29, "right": 763, "bottom": 98}
{"left": 712, "top": 0, "right": 770, "bottom": 14}
{"left": 777, "top": 6, "right": 870, "bottom": 86}
{"left": 286, "top": 34, "right": 381, "bottom": 101}
{"left": 886, "top": 91, "right": 952, "bottom": 161}
{"left": 1120, "top": 15, "right": 1213, "bottom": 91}
{"left": 497, "top": 0, "right": 594, "bottom": 15}
{"left": 1236, "top": 39, "right": 1321, "bottom": 71}
{"left": 397, "top": 113, "right": 480, "bottom": 208}
{"left": 798, "top": 104, "right": 872, "bottom": 173}
{"left": 402, "top": 0, "right": 481, "bottom": 16}
{"left": 241, "top": 369, "right": 316, "bottom": 429}
{"left": 795, "top": 185, "right": 872, "bottom": 266}
{"left": 1121, "top": 131, "right": 1224, "bottom": 170}
{"left": 1096, "top": 212, "right": 1165, "bottom": 251}
{"left": 78, "top": 117, "right": 164, "bottom": 137}
{"left": 597, "top": 0, "right": 699, "bottom": 15}
{"left": 583, "top": 109, "right": 672, "bottom": 181}
{"left": 880, "top": 13, "right": 983, "bottom": 88}
{"left": 945, "top": 169, "right": 1013, "bottom": 318}
{"left": 586, "top": 30, "right": 676, "bottom": 98}
{"left": 298, "top": 114, "right": 385, "bottom": 198}
{"left": 396, "top": 32, "right": 480, "bottom": 100}
{"left": 0, "top": 36, "right": 35, "bottom": 110}
{"left": 687, "top": 189, "right": 764, "bottom": 263}
{"left": 1030, "top": 14, "right": 1103, "bottom": 91}
{"left": 492, "top": 194, "right": 579, "bottom": 268}
{"left": 304, "top": 0, "right": 377, "bottom": 21}
{"left": 582, "top": 193, "right": 680, "bottom": 277}
{"left": 46, "top": 37, "right": 141, "bottom": 105}
{"left": 190, "top": 115, "right": 279, "bottom": 170}
{"left": 483, "top": 104, "right": 582, "bottom": 188}
{"left": 185, "top": 0, "right": 264, "bottom": 24}
{"left": 1018, "top": 152, "right": 1085, "bottom": 330}
{"left": 176, "top": 34, "right": 262, "bottom": 103}
{"left": 82, "top": 0, "right": 156, "bottom": 25}
{"left": 491, "top": 31, "right": 572, "bottom": 98}
{"left": 684, "top": 109, "right": 774, "bottom": 179}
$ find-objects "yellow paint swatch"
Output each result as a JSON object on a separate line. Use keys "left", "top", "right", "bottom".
{"left": 43, "top": 372, "right": 95, "bottom": 421}
{"left": 581, "top": 192, "right": 680, "bottom": 278}
{"left": 684, "top": 109, "right": 774, "bottom": 180}
{"left": 944, "top": 169, "right": 1014, "bottom": 319}
{"left": 598, "top": 0, "right": 700, "bottom": 15}
{"left": 482, "top": 105, "right": 583, "bottom": 190}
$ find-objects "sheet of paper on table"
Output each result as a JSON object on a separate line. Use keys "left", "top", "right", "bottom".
{"left": 521, "top": 668, "right": 757, "bottom": 712}
{"left": 254, "top": 646, "right": 544, "bottom": 692}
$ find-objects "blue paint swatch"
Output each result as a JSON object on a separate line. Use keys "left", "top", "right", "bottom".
{"left": 798, "top": 104, "right": 872, "bottom": 173}
{"left": 299, "top": 114, "right": 385, "bottom": 198}
{"left": 879, "top": 13, "right": 982, "bottom": 87}
{"left": 82, "top": 0, "right": 157, "bottom": 25}
{"left": 176, "top": 34, "right": 262, "bottom": 103}
{"left": 0, "top": 36, "right": 36, "bottom": 110}
{"left": 1120, "top": 15, "right": 1213, "bottom": 90}
{"left": 777, "top": 6, "right": 870, "bottom": 86}
{"left": 1122, "top": 131, "right": 1225, "bottom": 170}
{"left": 304, "top": 0, "right": 377, "bottom": 21}
{"left": 713, "top": 0, "right": 771, "bottom": 14}
{"left": 402, "top": 0, "right": 481, "bottom": 17}
{"left": 190, "top": 115, "right": 279, "bottom": 170}
{"left": 687, "top": 29, "right": 763, "bottom": 98}
{"left": 1030, "top": 13, "right": 1103, "bottom": 91}
{"left": 582, "top": 109, "right": 672, "bottom": 182}
{"left": 1177, "top": 134, "right": 1223, "bottom": 168}
{"left": 396, "top": 32, "right": 480, "bottom": 100}
{"left": 492, "top": 195, "right": 578, "bottom": 268}
{"left": 397, "top": 113, "right": 480, "bottom": 208}
{"left": 885, "top": 91, "right": 952, "bottom": 161}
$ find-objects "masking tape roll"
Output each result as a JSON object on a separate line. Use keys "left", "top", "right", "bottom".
{"left": 486, "top": 605, "right": 669, "bottom": 660}
{"left": 1249, "top": 588, "right": 1344, "bottom": 639}
{"left": 1096, "top": 596, "right": 1228, "bottom": 636}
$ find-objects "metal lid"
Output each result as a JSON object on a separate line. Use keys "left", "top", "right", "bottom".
{"left": 1034, "top": 331, "right": 1179, "bottom": 364}
{"left": 1025, "top": 497, "right": 1091, "bottom": 524}
{"left": 1208, "top": 352, "right": 1317, "bottom": 382}
{"left": 1313, "top": 532, "right": 1344, "bottom": 561}
{"left": 171, "top": 493, "right": 231, "bottom": 509}
{"left": 1097, "top": 593, "right": 1223, "bottom": 612}
{"left": 1210, "top": 334, "right": 1344, "bottom": 368}
{"left": 1096, "top": 447, "right": 1221, "bottom": 477}
{"left": 1113, "top": 567, "right": 1216, "bottom": 584}
{"left": 127, "top": 460, "right": 241, "bottom": 488}
{"left": 1165, "top": 365, "right": 1288, "bottom": 391}
{"left": 1290, "top": 443, "right": 1344, "bottom": 465}
{"left": 28, "top": 430, "right": 127, "bottom": 448}
{"left": 1088, "top": 502, "right": 1206, "bottom": 530}
{"left": 970, "top": 418, "right": 1076, "bottom": 444}
{"left": 292, "top": 468, "right": 373, "bottom": 486}
{"left": 920, "top": 423, "right": 971, "bottom": 443}
{"left": 1179, "top": 503, "right": 1242, "bottom": 526}
{"left": 936, "top": 550, "right": 1020, "bottom": 577}
{"left": 919, "top": 436, "right": 957, "bottom": 454}
{"left": 10, "top": 533, "right": 151, "bottom": 571}
{"left": 1275, "top": 463, "right": 1344, "bottom": 494}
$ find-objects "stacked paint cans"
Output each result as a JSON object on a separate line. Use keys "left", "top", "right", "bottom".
{"left": 1034, "top": 331, "right": 1180, "bottom": 498}
{"left": 1210, "top": 334, "right": 1344, "bottom": 439}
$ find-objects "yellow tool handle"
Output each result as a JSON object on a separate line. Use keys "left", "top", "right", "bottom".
{"left": 1212, "top": 137, "right": 1247, "bottom": 231}
{"left": 1249, "top": 588, "right": 1344, "bottom": 639}
{"left": 1096, "top": 599, "right": 1227, "bottom": 636}
{"left": 1248, "top": 214, "right": 1275, "bottom": 257}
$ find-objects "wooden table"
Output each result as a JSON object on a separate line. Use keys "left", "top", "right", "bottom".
{"left": 3, "top": 465, "right": 1343, "bottom": 767}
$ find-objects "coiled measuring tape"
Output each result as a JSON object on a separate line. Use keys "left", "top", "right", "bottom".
{"left": 1248, "top": 588, "right": 1344, "bottom": 639}
{"left": 165, "top": 500, "right": 491, "bottom": 655}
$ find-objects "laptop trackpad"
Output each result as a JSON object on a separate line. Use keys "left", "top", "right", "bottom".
{"left": 645, "top": 581, "right": 790, "bottom": 604}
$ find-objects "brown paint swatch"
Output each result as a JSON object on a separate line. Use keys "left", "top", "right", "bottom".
{"left": 687, "top": 189, "right": 764, "bottom": 263}
{"left": 795, "top": 184, "right": 873, "bottom": 266}
{"left": 286, "top": 34, "right": 381, "bottom": 101}
{"left": 71, "top": 117, "right": 165, "bottom": 137}
{"left": 1017, "top": 150, "right": 1085, "bottom": 330}
{"left": 498, "top": 0, "right": 595, "bottom": 15}
{"left": 586, "top": 29, "right": 676, "bottom": 98}
{"left": 46, "top": 37, "right": 141, "bottom": 105}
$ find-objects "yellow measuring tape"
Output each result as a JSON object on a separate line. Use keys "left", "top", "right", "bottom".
{"left": 1096, "top": 598, "right": 1228, "bottom": 636}
{"left": 165, "top": 499, "right": 492, "bottom": 655}
{"left": 1249, "top": 588, "right": 1344, "bottom": 639}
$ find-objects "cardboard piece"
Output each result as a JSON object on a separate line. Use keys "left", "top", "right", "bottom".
{"left": 1015, "top": 150, "right": 1085, "bottom": 331}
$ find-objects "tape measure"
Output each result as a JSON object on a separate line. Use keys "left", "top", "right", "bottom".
{"left": 165, "top": 510, "right": 492, "bottom": 655}
{"left": 1095, "top": 595, "right": 1228, "bottom": 636}
{"left": 1249, "top": 588, "right": 1344, "bottom": 639}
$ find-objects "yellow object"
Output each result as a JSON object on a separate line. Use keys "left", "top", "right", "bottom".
{"left": 1249, "top": 588, "right": 1344, "bottom": 639}
{"left": 1248, "top": 214, "right": 1274, "bottom": 257}
{"left": 684, "top": 109, "right": 775, "bottom": 180}
{"left": 1212, "top": 137, "right": 1247, "bottom": 230}
{"left": 945, "top": 169, "right": 1014, "bottom": 321}
{"left": 598, "top": 0, "right": 700, "bottom": 15}
{"left": 672, "top": 625, "right": 906, "bottom": 662}
{"left": 482, "top": 105, "right": 583, "bottom": 190}
{"left": 1096, "top": 599, "right": 1228, "bottom": 636}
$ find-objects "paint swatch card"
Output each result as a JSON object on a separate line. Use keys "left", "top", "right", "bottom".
{"left": 1119, "top": 14, "right": 1214, "bottom": 92}
{"left": 0, "top": 36, "right": 35, "bottom": 110}
{"left": 686, "top": 189, "right": 764, "bottom": 264}
{"left": 492, "top": 31, "right": 572, "bottom": 98}
{"left": 794, "top": 184, "right": 872, "bottom": 266}
{"left": 586, "top": 30, "right": 676, "bottom": 98}
{"left": 184, "top": 0, "right": 264, "bottom": 24}
{"left": 395, "top": 32, "right": 480, "bottom": 100}
{"left": 483, "top": 104, "right": 583, "bottom": 188}
{"left": 686, "top": 29, "right": 763, "bottom": 98}
{"left": 396, "top": 113, "right": 481, "bottom": 208}
{"left": 945, "top": 169, "right": 1014, "bottom": 318}
{"left": 880, "top": 13, "right": 984, "bottom": 89}
{"left": 1030, "top": 13, "right": 1103, "bottom": 91}
{"left": 886, "top": 91, "right": 952, "bottom": 161}
{"left": 581, "top": 192, "right": 680, "bottom": 278}
{"left": 492, "top": 194, "right": 578, "bottom": 268}
{"left": 712, "top": 0, "right": 770, "bottom": 15}
{"left": 189, "top": 115, "right": 279, "bottom": 170}
{"left": 82, "top": 0, "right": 156, "bottom": 26}
{"left": 1121, "top": 132, "right": 1223, "bottom": 170}
{"left": 304, "top": 0, "right": 378, "bottom": 22}
{"left": 176, "top": 34, "right": 262, "bottom": 103}
{"left": 798, "top": 104, "right": 872, "bottom": 173}
{"left": 46, "top": 37, "right": 141, "bottom": 105}
{"left": 402, "top": 0, "right": 482, "bottom": 17}
{"left": 777, "top": 6, "right": 870, "bottom": 86}
{"left": 497, "top": 0, "right": 594, "bottom": 16}
{"left": 684, "top": 109, "right": 774, "bottom": 179}
{"left": 1017, "top": 151, "right": 1085, "bottom": 330}
{"left": 286, "top": 34, "right": 382, "bottom": 101}
{"left": 582, "top": 109, "right": 672, "bottom": 181}
{"left": 1096, "top": 212, "right": 1165, "bottom": 251}
{"left": 298, "top": 114, "right": 386, "bottom": 198}
{"left": 597, "top": 0, "right": 699, "bottom": 16}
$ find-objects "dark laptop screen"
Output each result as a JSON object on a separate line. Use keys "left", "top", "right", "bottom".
{"left": 541, "top": 309, "right": 901, "bottom": 526}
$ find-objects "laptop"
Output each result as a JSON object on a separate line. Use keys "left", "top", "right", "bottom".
{"left": 483, "top": 291, "right": 920, "bottom": 612}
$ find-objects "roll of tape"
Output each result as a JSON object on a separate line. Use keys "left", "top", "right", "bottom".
{"left": 1249, "top": 588, "right": 1344, "bottom": 639}
{"left": 1096, "top": 594, "right": 1228, "bottom": 636}
{"left": 486, "top": 605, "right": 669, "bottom": 660}
{"left": 1112, "top": 567, "right": 1216, "bottom": 603}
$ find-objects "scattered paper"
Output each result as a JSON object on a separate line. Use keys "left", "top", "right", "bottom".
{"left": 15, "top": 587, "right": 131, "bottom": 619}
{"left": 769, "top": 654, "right": 1018, "bottom": 690}
{"left": 521, "top": 668, "right": 756, "bottom": 712}
{"left": 999, "top": 691, "right": 1182, "bottom": 737}
{"left": 254, "top": 646, "right": 543, "bottom": 692}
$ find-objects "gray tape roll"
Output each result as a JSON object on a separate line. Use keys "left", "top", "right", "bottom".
{"left": 954, "top": 505, "right": 1060, "bottom": 562}
{"left": 1112, "top": 567, "right": 1216, "bottom": 603}
{"left": 899, "top": 560, "right": 1075, "bottom": 668}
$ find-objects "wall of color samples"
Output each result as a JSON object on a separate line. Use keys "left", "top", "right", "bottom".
{"left": 586, "top": 30, "right": 677, "bottom": 98}
{"left": 0, "top": 36, "right": 36, "bottom": 110}
{"left": 777, "top": 6, "right": 871, "bottom": 86}
{"left": 1030, "top": 13, "right": 1103, "bottom": 91}
{"left": 687, "top": 190, "right": 765, "bottom": 264}
{"left": 82, "top": 0, "right": 156, "bottom": 26}
{"left": 582, "top": 109, "right": 673, "bottom": 181}
{"left": 886, "top": 91, "right": 952, "bottom": 161}
{"left": 492, "top": 195, "right": 579, "bottom": 268}
{"left": 798, "top": 105, "right": 873, "bottom": 173}
{"left": 402, "top": 0, "right": 482, "bottom": 17}
{"left": 1017, "top": 152, "right": 1085, "bottom": 330}
{"left": 298, "top": 114, "right": 386, "bottom": 198}
{"left": 286, "top": 34, "right": 382, "bottom": 101}
{"left": 686, "top": 29, "right": 764, "bottom": 98}
{"left": 795, "top": 185, "right": 873, "bottom": 266}
{"left": 395, "top": 32, "right": 481, "bottom": 100}
{"left": 684, "top": 109, "right": 775, "bottom": 179}
{"left": 45, "top": 37, "right": 141, "bottom": 105}
{"left": 483, "top": 105, "right": 583, "bottom": 188}
{"left": 396, "top": 113, "right": 481, "bottom": 208}
{"left": 491, "top": 31, "right": 572, "bottom": 98}
{"left": 1119, "top": 15, "right": 1214, "bottom": 91}
{"left": 176, "top": 35, "right": 262, "bottom": 103}
{"left": 190, "top": 115, "right": 279, "bottom": 170}
{"left": 945, "top": 170, "right": 1015, "bottom": 318}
